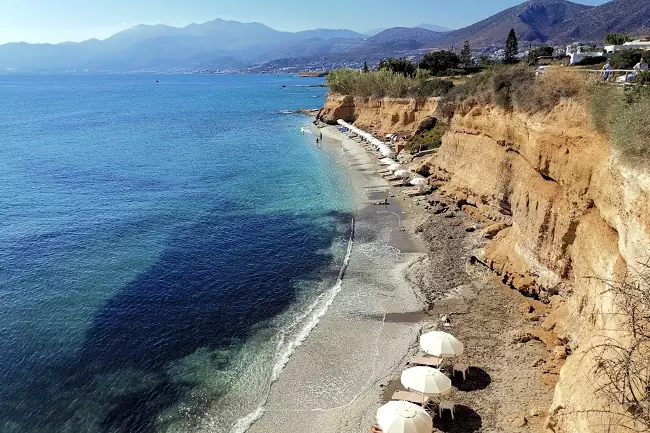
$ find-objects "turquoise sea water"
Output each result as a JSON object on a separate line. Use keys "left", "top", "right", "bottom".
{"left": 0, "top": 74, "right": 355, "bottom": 432}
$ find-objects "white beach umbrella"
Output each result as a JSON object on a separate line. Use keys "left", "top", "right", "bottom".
{"left": 388, "top": 163, "right": 402, "bottom": 172}
{"left": 420, "top": 331, "right": 464, "bottom": 358}
{"left": 401, "top": 366, "right": 452, "bottom": 398}
{"left": 377, "top": 401, "right": 432, "bottom": 433}
{"left": 380, "top": 148, "right": 396, "bottom": 157}
{"left": 409, "top": 178, "right": 427, "bottom": 186}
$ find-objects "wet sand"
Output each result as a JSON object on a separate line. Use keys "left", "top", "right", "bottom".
{"left": 246, "top": 126, "right": 428, "bottom": 433}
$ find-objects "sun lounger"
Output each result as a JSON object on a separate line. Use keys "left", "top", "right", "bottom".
{"left": 391, "top": 390, "right": 431, "bottom": 406}
{"left": 409, "top": 356, "right": 443, "bottom": 368}
{"left": 370, "top": 425, "right": 383, "bottom": 433}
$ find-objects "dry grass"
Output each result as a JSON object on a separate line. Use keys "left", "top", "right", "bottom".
{"left": 436, "top": 65, "right": 586, "bottom": 119}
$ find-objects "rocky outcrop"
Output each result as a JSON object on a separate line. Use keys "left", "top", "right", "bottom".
{"left": 318, "top": 94, "right": 439, "bottom": 136}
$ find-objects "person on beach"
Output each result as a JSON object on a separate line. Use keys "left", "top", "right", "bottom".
{"left": 372, "top": 198, "right": 389, "bottom": 205}
{"left": 319, "top": 132, "right": 323, "bottom": 141}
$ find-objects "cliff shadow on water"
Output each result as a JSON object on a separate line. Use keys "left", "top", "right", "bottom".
{"left": 2, "top": 207, "right": 354, "bottom": 433}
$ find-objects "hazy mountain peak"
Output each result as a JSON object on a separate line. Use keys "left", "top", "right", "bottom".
{"left": 416, "top": 23, "right": 452, "bottom": 32}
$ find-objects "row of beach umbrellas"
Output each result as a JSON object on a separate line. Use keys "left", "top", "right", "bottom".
{"left": 376, "top": 331, "right": 464, "bottom": 433}
{"left": 337, "top": 124, "right": 427, "bottom": 190}
{"left": 337, "top": 119, "right": 397, "bottom": 159}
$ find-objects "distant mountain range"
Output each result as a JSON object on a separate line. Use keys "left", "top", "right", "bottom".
{"left": 1, "top": 0, "right": 649, "bottom": 73}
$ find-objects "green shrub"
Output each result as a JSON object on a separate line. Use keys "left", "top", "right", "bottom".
{"left": 326, "top": 69, "right": 454, "bottom": 98}
{"left": 405, "top": 122, "right": 448, "bottom": 153}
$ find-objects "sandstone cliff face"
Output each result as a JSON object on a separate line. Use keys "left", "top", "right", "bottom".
{"left": 318, "top": 94, "right": 439, "bottom": 136}
{"left": 431, "top": 102, "right": 650, "bottom": 433}
{"left": 322, "top": 94, "right": 650, "bottom": 432}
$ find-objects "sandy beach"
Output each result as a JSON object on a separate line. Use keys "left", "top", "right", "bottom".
{"left": 245, "top": 125, "right": 426, "bottom": 433}
{"left": 247, "top": 124, "right": 555, "bottom": 433}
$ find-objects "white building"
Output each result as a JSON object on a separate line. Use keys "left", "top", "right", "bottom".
{"left": 604, "top": 38, "right": 650, "bottom": 53}
{"left": 565, "top": 43, "right": 605, "bottom": 65}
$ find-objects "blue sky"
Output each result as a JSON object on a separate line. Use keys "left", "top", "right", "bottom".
{"left": 0, "top": 0, "right": 610, "bottom": 44}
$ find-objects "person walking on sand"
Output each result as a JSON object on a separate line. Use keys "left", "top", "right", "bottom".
{"left": 319, "top": 132, "right": 323, "bottom": 141}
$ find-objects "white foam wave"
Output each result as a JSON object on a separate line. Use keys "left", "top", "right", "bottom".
{"left": 229, "top": 219, "right": 355, "bottom": 433}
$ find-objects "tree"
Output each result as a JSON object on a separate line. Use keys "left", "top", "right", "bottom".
{"left": 377, "top": 57, "right": 416, "bottom": 77}
{"left": 418, "top": 50, "right": 460, "bottom": 75}
{"left": 362, "top": 61, "right": 369, "bottom": 73}
{"left": 605, "top": 33, "right": 632, "bottom": 45}
{"left": 460, "top": 40, "right": 472, "bottom": 66}
{"left": 527, "top": 45, "right": 554, "bottom": 64}
{"left": 504, "top": 28, "right": 519, "bottom": 64}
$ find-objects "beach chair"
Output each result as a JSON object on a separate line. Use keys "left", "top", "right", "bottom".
{"left": 370, "top": 425, "right": 383, "bottom": 433}
{"left": 408, "top": 356, "right": 444, "bottom": 369}
{"left": 391, "top": 390, "right": 431, "bottom": 406}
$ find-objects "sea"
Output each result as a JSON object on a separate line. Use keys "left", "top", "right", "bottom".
{"left": 0, "top": 74, "right": 356, "bottom": 433}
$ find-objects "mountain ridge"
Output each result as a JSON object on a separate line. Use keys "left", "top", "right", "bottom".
{"left": 2, "top": 1, "right": 649, "bottom": 72}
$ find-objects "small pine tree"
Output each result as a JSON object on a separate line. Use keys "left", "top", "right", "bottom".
{"left": 505, "top": 29, "right": 519, "bottom": 64}
{"left": 362, "top": 61, "right": 369, "bottom": 73}
{"left": 460, "top": 40, "right": 472, "bottom": 66}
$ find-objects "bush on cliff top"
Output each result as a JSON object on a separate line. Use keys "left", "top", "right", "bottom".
{"left": 326, "top": 69, "right": 454, "bottom": 99}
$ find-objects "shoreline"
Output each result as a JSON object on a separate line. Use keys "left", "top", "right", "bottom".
{"left": 244, "top": 124, "right": 428, "bottom": 433}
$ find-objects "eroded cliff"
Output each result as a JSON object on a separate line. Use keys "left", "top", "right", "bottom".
{"left": 323, "top": 93, "right": 650, "bottom": 432}
{"left": 318, "top": 95, "right": 439, "bottom": 136}
{"left": 433, "top": 102, "right": 650, "bottom": 432}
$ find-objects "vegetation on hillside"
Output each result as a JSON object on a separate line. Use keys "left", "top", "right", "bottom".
{"left": 326, "top": 69, "right": 454, "bottom": 98}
